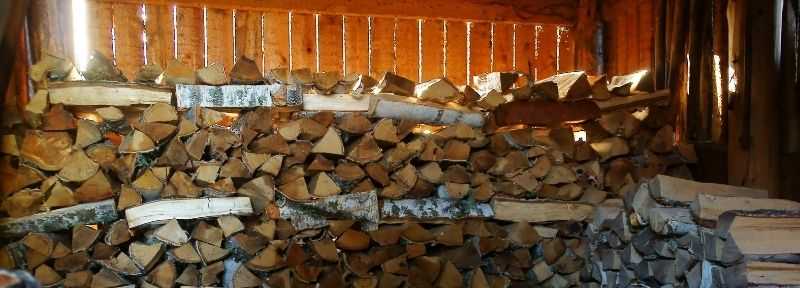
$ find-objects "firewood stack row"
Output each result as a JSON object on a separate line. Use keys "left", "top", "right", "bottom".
{"left": 586, "top": 174, "right": 800, "bottom": 287}
{"left": 0, "top": 54, "right": 702, "bottom": 287}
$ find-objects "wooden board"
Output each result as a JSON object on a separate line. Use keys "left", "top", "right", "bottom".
{"left": 594, "top": 90, "right": 670, "bottom": 112}
{"left": 113, "top": 3, "right": 146, "bottom": 80}
{"left": 318, "top": 14, "right": 344, "bottom": 74}
{"left": 125, "top": 197, "right": 254, "bottom": 227}
{"left": 739, "top": 261, "right": 800, "bottom": 286}
{"left": 421, "top": 19, "right": 444, "bottom": 81}
{"left": 445, "top": 21, "right": 468, "bottom": 85}
{"left": 492, "top": 23, "right": 514, "bottom": 72}
{"left": 369, "top": 93, "right": 484, "bottom": 127}
{"left": 206, "top": 8, "right": 234, "bottom": 70}
{"left": 175, "top": 6, "right": 205, "bottom": 69}
{"left": 395, "top": 19, "right": 419, "bottom": 81}
{"left": 235, "top": 10, "right": 263, "bottom": 70}
{"left": 291, "top": 13, "right": 316, "bottom": 70}
{"left": 725, "top": 215, "right": 800, "bottom": 255}
{"left": 49, "top": 82, "right": 172, "bottom": 106}
{"left": 469, "top": 22, "right": 491, "bottom": 82}
{"left": 692, "top": 194, "right": 800, "bottom": 224}
{"left": 649, "top": 174, "right": 768, "bottom": 203}
{"left": 145, "top": 4, "right": 176, "bottom": 68}
{"left": 88, "top": 1, "right": 114, "bottom": 60}
{"left": 515, "top": 24, "right": 535, "bottom": 76}
{"left": 103, "top": 0, "right": 578, "bottom": 24}
{"left": 0, "top": 200, "right": 117, "bottom": 237}
{"left": 344, "top": 16, "right": 369, "bottom": 76}
{"left": 557, "top": 26, "right": 575, "bottom": 72}
{"left": 370, "top": 17, "right": 396, "bottom": 78}
{"left": 535, "top": 24, "right": 558, "bottom": 79}
{"left": 263, "top": 11, "right": 290, "bottom": 70}
{"left": 491, "top": 198, "right": 595, "bottom": 223}
{"left": 381, "top": 198, "right": 493, "bottom": 223}
{"left": 176, "top": 84, "right": 279, "bottom": 108}
{"left": 303, "top": 94, "right": 371, "bottom": 111}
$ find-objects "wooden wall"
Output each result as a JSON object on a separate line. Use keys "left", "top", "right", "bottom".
{"left": 602, "top": 0, "right": 655, "bottom": 76}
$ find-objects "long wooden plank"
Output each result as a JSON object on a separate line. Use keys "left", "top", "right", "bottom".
{"left": 724, "top": 214, "right": 800, "bottom": 255}
{"left": 235, "top": 10, "right": 262, "bottom": 69}
{"left": 291, "top": 13, "right": 317, "bottom": 70}
{"left": 0, "top": 200, "right": 117, "bottom": 237}
{"left": 176, "top": 6, "right": 205, "bottom": 69}
{"left": 112, "top": 3, "right": 145, "bottom": 80}
{"left": 649, "top": 174, "right": 768, "bottom": 203}
{"left": 206, "top": 8, "right": 234, "bottom": 70}
{"left": 318, "top": 14, "right": 344, "bottom": 74}
{"left": 263, "top": 11, "right": 290, "bottom": 70}
{"left": 692, "top": 194, "right": 800, "bottom": 224}
{"left": 421, "top": 19, "right": 444, "bottom": 81}
{"left": 469, "top": 22, "right": 491, "bottom": 82}
{"left": 491, "top": 198, "right": 595, "bottom": 223}
{"left": 492, "top": 23, "right": 514, "bottom": 72}
{"left": 344, "top": 16, "right": 369, "bottom": 76}
{"left": 738, "top": 261, "right": 800, "bottom": 286}
{"left": 125, "top": 197, "right": 254, "bottom": 227}
{"left": 395, "top": 19, "right": 420, "bottom": 81}
{"left": 49, "top": 82, "right": 173, "bottom": 106}
{"left": 370, "top": 17, "right": 396, "bottom": 78}
{"left": 557, "top": 26, "right": 576, "bottom": 72}
{"left": 88, "top": 1, "right": 114, "bottom": 60}
{"left": 101, "top": 0, "right": 577, "bottom": 24}
{"left": 515, "top": 24, "right": 535, "bottom": 76}
{"left": 595, "top": 90, "right": 670, "bottom": 112}
{"left": 445, "top": 21, "right": 468, "bottom": 85}
{"left": 536, "top": 24, "right": 558, "bottom": 79}
{"left": 145, "top": 4, "right": 176, "bottom": 68}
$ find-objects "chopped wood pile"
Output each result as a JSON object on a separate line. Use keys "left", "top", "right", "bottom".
{"left": 0, "top": 56, "right": 753, "bottom": 287}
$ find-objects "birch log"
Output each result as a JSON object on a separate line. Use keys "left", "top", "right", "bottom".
{"left": 175, "top": 84, "right": 281, "bottom": 108}
{"left": 278, "top": 191, "right": 380, "bottom": 231}
{"left": 0, "top": 199, "right": 117, "bottom": 237}
{"left": 125, "top": 197, "right": 253, "bottom": 228}
{"left": 381, "top": 198, "right": 494, "bottom": 223}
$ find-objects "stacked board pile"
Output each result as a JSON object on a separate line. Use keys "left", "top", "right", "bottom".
{"left": 0, "top": 55, "right": 704, "bottom": 288}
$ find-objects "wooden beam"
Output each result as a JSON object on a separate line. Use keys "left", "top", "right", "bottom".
{"left": 303, "top": 94, "right": 371, "bottom": 111}
{"left": 0, "top": 200, "right": 117, "bottom": 238}
{"left": 49, "top": 82, "right": 172, "bottom": 106}
{"left": 125, "top": 197, "right": 254, "bottom": 227}
{"left": 98, "top": 0, "right": 578, "bottom": 24}
{"left": 594, "top": 89, "right": 670, "bottom": 113}
{"left": 649, "top": 174, "right": 768, "bottom": 203}
{"left": 491, "top": 198, "right": 594, "bottom": 223}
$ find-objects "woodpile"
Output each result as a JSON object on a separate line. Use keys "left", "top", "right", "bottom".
{"left": 4, "top": 61, "right": 764, "bottom": 287}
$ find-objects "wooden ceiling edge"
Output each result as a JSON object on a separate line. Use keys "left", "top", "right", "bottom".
{"left": 96, "top": 0, "right": 577, "bottom": 25}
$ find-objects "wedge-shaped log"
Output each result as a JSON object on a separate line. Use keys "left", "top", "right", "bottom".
{"left": 381, "top": 198, "right": 494, "bottom": 223}
{"left": 278, "top": 191, "right": 379, "bottom": 231}
{"left": 0, "top": 199, "right": 117, "bottom": 237}
{"left": 649, "top": 174, "right": 768, "bottom": 204}
{"left": 534, "top": 71, "right": 592, "bottom": 101}
{"left": 369, "top": 93, "right": 485, "bottom": 127}
{"left": 491, "top": 198, "right": 594, "bottom": 223}
{"left": 125, "top": 197, "right": 253, "bottom": 228}
{"left": 48, "top": 81, "right": 172, "bottom": 106}
{"left": 175, "top": 84, "right": 281, "bottom": 108}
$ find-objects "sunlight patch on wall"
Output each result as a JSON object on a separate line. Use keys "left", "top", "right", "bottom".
{"left": 71, "top": 0, "right": 89, "bottom": 71}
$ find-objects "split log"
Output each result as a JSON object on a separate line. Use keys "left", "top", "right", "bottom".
{"left": 380, "top": 198, "right": 494, "bottom": 223}
{"left": 609, "top": 71, "right": 650, "bottom": 95}
{"left": 648, "top": 207, "right": 696, "bottom": 236}
{"left": 414, "top": 78, "right": 460, "bottom": 103}
{"left": 162, "top": 60, "right": 197, "bottom": 85}
{"left": 691, "top": 194, "right": 800, "bottom": 224}
{"left": 472, "top": 72, "right": 518, "bottom": 94}
{"left": 175, "top": 84, "right": 280, "bottom": 108}
{"left": 718, "top": 212, "right": 800, "bottom": 258}
{"left": 648, "top": 174, "right": 768, "bottom": 204}
{"left": 311, "top": 127, "right": 345, "bottom": 156}
{"left": 48, "top": 81, "right": 172, "bottom": 106}
{"left": 278, "top": 191, "right": 379, "bottom": 231}
{"left": 594, "top": 90, "right": 670, "bottom": 113}
{"left": 369, "top": 94, "right": 485, "bottom": 127}
{"left": 230, "top": 57, "right": 263, "bottom": 84}
{"left": 375, "top": 72, "right": 415, "bottom": 96}
{"left": 534, "top": 71, "right": 592, "bottom": 101}
{"left": 0, "top": 199, "right": 117, "bottom": 237}
{"left": 490, "top": 198, "right": 594, "bottom": 223}
{"left": 197, "top": 63, "right": 228, "bottom": 85}
{"left": 124, "top": 197, "right": 253, "bottom": 228}
{"left": 20, "top": 130, "right": 72, "bottom": 171}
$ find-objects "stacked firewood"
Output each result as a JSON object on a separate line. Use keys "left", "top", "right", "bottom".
{"left": 585, "top": 174, "right": 800, "bottom": 287}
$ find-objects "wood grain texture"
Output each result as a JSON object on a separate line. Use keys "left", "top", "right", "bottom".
{"left": 557, "top": 26, "right": 576, "bottom": 72}
{"left": 291, "top": 13, "right": 316, "bottom": 70}
{"left": 145, "top": 4, "right": 176, "bottom": 68}
{"left": 535, "top": 24, "right": 558, "bottom": 79}
{"left": 28, "top": 0, "right": 73, "bottom": 61}
{"left": 344, "top": 16, "right": 369, "bottom": 76}
{"left": 370, "top": 17, "right": 396, "bottom": 78}
{"left": 469, "top": 22, "right": 492, "bottom": 82}
{"left": 318, "top": 14, "right": 344, "bottom": 74}
{"left": 421, "top": 19, "right": 445, "bottom": 81}
{"left": 445, "top": 21, "right": 468, "bottom": 85}
{"left": 113, "top": 3, "right": 145, "bottom": 81}
{"left": 100, "top": 0, "right": 578, "bottom": 24}
{"left": 395, "top": 18, "right": 419, "bottom": 81}
{"left": 637, "top": 0, "right": 653, "bottom": 71}
{"left": 263, "top": 11, "right": 290, "bottom": 70}
{"left": 88, "top": 1, "right": 114, "bottom": 60}
{"left": 515, "top": 24, "right": 535, "bottom": 76}
{"left": 206, "top": 8, "right": 234, "bottom": 70}
{"left": 492, "top": 23, "right": 514, "bottom": 72}
{"left": 235, "top": 10, "right": 263, "bottom": 69}
{"left": 125, "top": 197, "right": 253, "bottom": 227}
{"left": 176, "top": 6, "right": 205, "bottom": 69}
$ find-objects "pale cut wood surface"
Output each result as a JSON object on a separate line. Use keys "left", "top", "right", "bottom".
{"left": 303, "top": 94, "right": 371, "bottom": 111}
{"left": 370, "top": 17, "right": 396, "bottom": 78}
{"left": 492, "top": 23, "right": 514, "bottom": 72}
{"left": 491, "top": 198, "right": 595, "bottom": 223}
{"left": 726, "top": 215, "right": 800, "bottom": 255}
{"left": 649, "top": 174, "right": 768, "bottom": 203}
{"left": 595, "top": 89, "right": 670, "bottom": 112}
{"left": 395, "top": 18, "right": 419, "bottom": 81}
{"left": 291, "top": 13, "right": 316, "bottom": 70}
{"left": 692, "top": 193, "right": 800, "bottom": 223}
{"left": 0, "top": 199, "right": 117, "bottom": 237}
{"left": 318, "top": 14, "right": 344, "bottom": 74}
{"left": 49, "top": 82, "right": 172, "bottom": 106}
{"left": 445, "top": 21, "right": 468, "bottom": 85}
{"left": 743, "top": 261, "right": 800, "bottom": 286}
{"left": 368, "top": 93, "right": 485, "bottom": 127}
{"left": 175, "top": 84, "right": 280, "bottom": 108}
{"left": 176, "top": 6, "right": 205, "bottom": 69}
{"left": 125, "top": 197, "right": 254, "bottom": 227}
{"left": 421, "top": 19, "right": 445, "bottom": 81}
{"left": 344, "top": 16, "right": 370, "bottom": 76}
{"left": 263, "top": 11, "right": 290, "bottom": 70}
{"left": 381, "top": 197, "right": 493, "bottom": 223}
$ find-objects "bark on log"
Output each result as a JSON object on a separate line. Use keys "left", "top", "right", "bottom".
{"left": 380, "top": 198, "right": 494, "bottom": 223}
{"left": 369, "top": 94, "right": 485, "bottom": 127}
{"left": 175, "top": 84, "right": 282, "bottom": 108}
{"left": 0, "top": 199, "right": 117, "bottom": 237}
